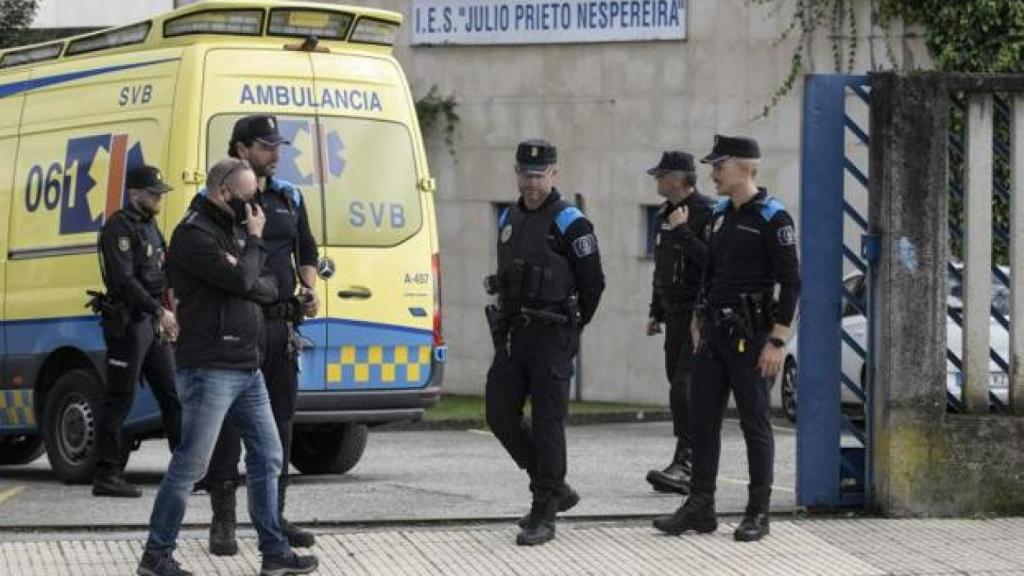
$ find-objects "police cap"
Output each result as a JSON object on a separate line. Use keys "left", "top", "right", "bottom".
{"left": 231, "top": 114, "right": 291, "bottom": 148}
{"left": 516, "top": 139, "right": 557, "bottom": 174}
{"left": 700, "top": 134, "right": 761, "bottom": 164}
{"left": 125, "top": 165, "right": 173, "bottom": 194}
{"left": 647, "top": 151, "right": 695, "bottom": 175}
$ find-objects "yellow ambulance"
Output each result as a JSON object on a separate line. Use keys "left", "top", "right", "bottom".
{"left": 0, "top": 0, "right": 445, "bottom": 483}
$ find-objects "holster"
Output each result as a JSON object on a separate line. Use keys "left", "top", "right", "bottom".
{"left": 485, "top": 303, "right": 510, "bottom": 358}
{"left": 86, "top": 290, "right": 131, "bottom": 341}
{"left": 285, "top": 321, "right": 304, "bottom": 364}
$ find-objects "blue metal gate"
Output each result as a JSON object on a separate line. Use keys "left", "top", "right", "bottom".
{"left": 797, "top": 74, "right": 872, "bottom": 509}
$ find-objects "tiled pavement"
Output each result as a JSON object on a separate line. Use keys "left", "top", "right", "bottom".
{"left": 3, "top": 516, "right": 1024, "bottom": 575}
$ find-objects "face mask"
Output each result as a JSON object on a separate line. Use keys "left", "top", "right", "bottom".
{"left": 228, "top": 198, "right": 249, "bottom": 224}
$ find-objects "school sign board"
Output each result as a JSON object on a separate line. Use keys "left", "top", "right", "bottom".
{"left": 411, "top": 0, "right": 686, "bottom": 45}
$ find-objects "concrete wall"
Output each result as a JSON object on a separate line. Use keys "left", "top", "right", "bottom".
{"left": 869, "top": 72, "right": 1024, "bottom": 517}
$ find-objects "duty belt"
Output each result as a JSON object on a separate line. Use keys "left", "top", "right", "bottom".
{"left": 263, "top": 301, "right": 296, "bottom": 321}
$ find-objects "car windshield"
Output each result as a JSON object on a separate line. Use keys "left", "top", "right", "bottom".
{"left": 948, "top": 271, "right": 1010, "bottom": 317}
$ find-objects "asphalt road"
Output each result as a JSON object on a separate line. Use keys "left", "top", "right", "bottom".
{"left": 0, "top": 420, "right": 796, "bottom": 530}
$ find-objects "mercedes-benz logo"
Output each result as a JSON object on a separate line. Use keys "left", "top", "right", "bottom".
{"left": 317, "top": 257, "right": 335, "bottom": 280}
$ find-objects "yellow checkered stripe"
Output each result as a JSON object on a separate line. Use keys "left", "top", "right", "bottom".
{"left": 327, "top": 345, "right": 432, "bottom": 385}
{"left": 0, "top": 390, "right": 36, "bottom": 428}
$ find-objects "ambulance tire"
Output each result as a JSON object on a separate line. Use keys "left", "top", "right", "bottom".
{"left": 43, "top": 369, "right": 103, "bottom": 484}
{"left": 0, "top": 434, "right": 45, "bottom": 466}
{"left": 290, "top": 423, "right": 368, "bottom": 475}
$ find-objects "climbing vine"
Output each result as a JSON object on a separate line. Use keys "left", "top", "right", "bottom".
{"left": 753, "top": 0, "right": 1024, "bottom": 116}
{"left": 414, "top": 85, "right": 460, "bottom": 158}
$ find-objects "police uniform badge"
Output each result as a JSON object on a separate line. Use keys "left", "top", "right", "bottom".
{"left": 777, "top": 225, "right": 796, "bottom": 246}
{"left": 146, "top": 243, "right": 154, "bottom": 257}
{"left": 572, "top": 234, "right": 597, "bottom": 258}
{"left": 500, "top": 224, "right": 513, "bottom": 243}
{"left": 118, "top": 237, "right": 131, "bottom": 252}
{"left": 530, "top": 146, "right": 539, "bottom": 158}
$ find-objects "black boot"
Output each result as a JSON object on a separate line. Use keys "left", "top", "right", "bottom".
{"left": 208, "top": 480, "right": 238, "bottom": 556}
{"left": 652, "top": 492, "right": 717, "bottom": 535}
{"left": 734, "top": 486, "right": 770, "bottom": 542}
{"left": 646, "top": 438, "right": 692, "bottom": 494}
{"left": 279, "top": 479, "right": 315, "bottom": 548}
{"left": 516, "top": 497, "right": 558, "bottom": 546}
{"left": 518, "top": 483, "right": 579, "bottom": 528}
{"left": 93, "top": 469, "right": 141, "bottom": 498}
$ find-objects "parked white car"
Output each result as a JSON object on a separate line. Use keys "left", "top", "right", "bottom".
{"left": 778, "top": 266, "right": 1010, "bottom": 422}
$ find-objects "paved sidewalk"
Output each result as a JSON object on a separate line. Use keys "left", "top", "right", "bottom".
{"left": 2, "top": 516, "right": 1024, "bottom": 575}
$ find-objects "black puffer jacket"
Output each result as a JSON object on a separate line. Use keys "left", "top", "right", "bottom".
{"left": 168, "top": 196, "right": 270, "bottom": 370}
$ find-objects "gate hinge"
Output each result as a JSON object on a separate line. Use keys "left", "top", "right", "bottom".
{"left": 861, "top": 234, "right": 880, "bottom": 264}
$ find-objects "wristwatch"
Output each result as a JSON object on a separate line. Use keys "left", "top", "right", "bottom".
{"left": 769, "top": 337, "right": 786, "bottom": 349}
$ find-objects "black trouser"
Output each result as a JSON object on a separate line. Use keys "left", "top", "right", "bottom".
{"left": 96, "top": 316, "right": 181, "bottom": 474}
{"left": 663, "top": 306, "right": 695, "bottom": 444}
{"left": 485, "top": 322, "right": 578, "bottom": 499}
{"left": 690, "top": 319, "right": 774, "bottom": 495}
{"left": 206, "top": 317, "right": 298, "bottom": 483}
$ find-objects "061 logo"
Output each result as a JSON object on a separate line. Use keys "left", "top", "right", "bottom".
{"left": 23, "top": 133, "right": 147, "bottom": 235}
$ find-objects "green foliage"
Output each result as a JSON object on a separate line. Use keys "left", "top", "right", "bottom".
{"left": 414, "top": 85, "right": 460, "bottom": 158}
{"left": 754, "top": 0, "right": 1024, "bottom": 116}
{"left": 878, "top": 0, "right": 1024, "bottom": 74}
{"left": 0, "top": 0, "right": 39, "bottom": 49}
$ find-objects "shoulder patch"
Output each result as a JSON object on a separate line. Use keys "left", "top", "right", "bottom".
{"left": 712, "top": 198, "right": 730, "bottom": 215}
{"left": 555, "top": 206, "right": 584, "bottom": 234}
{"left": 274, "top": 178, "right": 302, "bottom": 207}
{"left": 759, "top": 196, "right": 786, "bottom": 222}
{"left": 572, "top": 233, "right": 598, "bottom": 258}
{"left": 117, "top": 237, "right": 131, "bottom": 252}
{"left": 777, "top": 224, "right": 797, "bottom": 246}
{"left": 498, "top": 207, "right": 510, "bottom": 229}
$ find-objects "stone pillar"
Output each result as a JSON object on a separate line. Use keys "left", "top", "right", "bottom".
{"left": 869, "top": 72, "right": 1024, "bottom": 517}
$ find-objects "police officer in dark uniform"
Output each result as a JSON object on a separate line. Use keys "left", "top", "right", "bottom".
{"left": 485, "top": 139, "right": 605, "bottom": 546}
{"left": 653, "top": 136, "right": 800, "bottom": 542}
{"left": 92, "top": 165, "right": 182, "bottom": 498}
{"left": 203, "top": 115, "right": 319, "bottom": 556}
{"left": 644, "top": 151, "right": 713, "bottom": 495}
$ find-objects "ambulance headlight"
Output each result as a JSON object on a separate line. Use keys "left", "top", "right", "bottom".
{"left": 164, "top": 10, "right": 264, "bottom": 37}
{"left": 350, "top": 18, "right": 399, "bottom": 46}
{"left": 268, "top": 9, "right": 353, "bottom": 40}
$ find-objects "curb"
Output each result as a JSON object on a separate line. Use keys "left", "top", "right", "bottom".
{"left": 382, "top": 408, "right": 792, "bottom": 431}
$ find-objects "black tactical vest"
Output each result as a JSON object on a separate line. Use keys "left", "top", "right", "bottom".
{"left": 118, "top": 210, "right": 168, "bottom": 299}
{"left": 496, "top": 200, "right": 576, "bottom": 307}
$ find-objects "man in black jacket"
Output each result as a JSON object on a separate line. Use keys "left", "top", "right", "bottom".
{"left": 204, "top": 115, "right": 319, "bottom": 555}
{"left": 137, "top": 158, "right": 317, "bottom": 576}
{"left": 92, "top": 165, "right": 182, "bottom": 498}
{"left": 644, "top": 151, "right": 713, "bottom": 495}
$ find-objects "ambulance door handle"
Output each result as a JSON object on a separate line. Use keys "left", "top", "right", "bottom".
{"left": 338, "top": 286, "right": 372, "bottom": 300}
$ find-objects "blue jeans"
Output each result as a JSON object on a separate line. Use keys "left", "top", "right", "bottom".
{"left": 145, "top": 368, "right": 289, "bottom": 558}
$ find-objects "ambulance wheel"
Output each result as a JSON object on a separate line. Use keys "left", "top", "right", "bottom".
{"left": 43, "top": 369, "right": 103, "bottom": 484}
{"left": 0, "top": 434, "right": 45, "bottom": 466}
{"left": 290, "top": 424, "right": 368, "bottom": 475}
